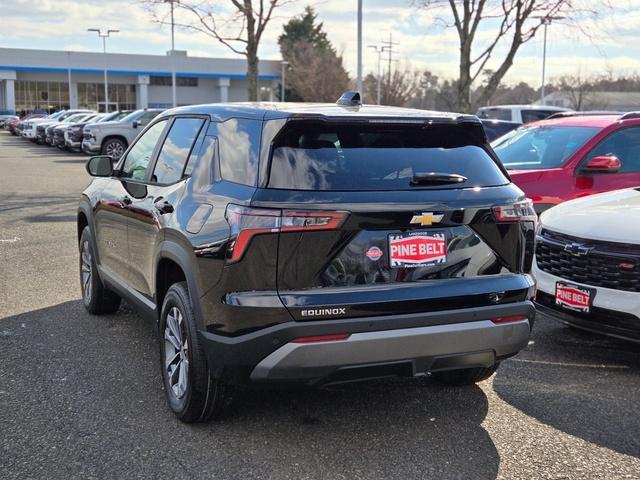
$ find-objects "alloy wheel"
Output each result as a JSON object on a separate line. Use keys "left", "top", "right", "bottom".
{"left": 164, "top": 306, "right": 189, "bottom": 399}
{"left": 80, "top": 240, "right": 92, "bottom": 303}
{"left": 105, "top": 141, "right": 124, "bottom": 159}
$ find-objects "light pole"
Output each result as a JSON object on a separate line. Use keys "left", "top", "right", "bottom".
{"left": 88, "top": 28, "right": 119, "bottom": 112}
{"left": 367, "top": 45, "right": 386, "bottom": 105}
{"left": 356, "top": 0, "right": 363, "bottom": 94}
{"left": 166, "top": 0, "right": 177, "bottom": 108}
{"left": 280, "top": 61, "right": 289, "bottom": 102}
{"left": 537, "top": 16, "right": 564, "bottom": 105}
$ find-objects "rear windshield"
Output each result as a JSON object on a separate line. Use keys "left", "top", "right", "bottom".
{"left": 267, "top": 122, "right": 508, "bottom": 191}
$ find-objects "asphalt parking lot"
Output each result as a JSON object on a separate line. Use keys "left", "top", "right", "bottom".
{"left": 0, "top": 131, "right": 639, "bottom": 480}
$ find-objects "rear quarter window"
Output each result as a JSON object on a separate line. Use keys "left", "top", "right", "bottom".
{"left": 267, "top": 122, "right": 508, "bottom": 191}
{"left": 213, "top": 118, "right": 261, "bottom": 186}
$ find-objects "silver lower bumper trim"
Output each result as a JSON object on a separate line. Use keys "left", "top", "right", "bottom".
{"left": 250, "top": 319, "right": 530, "bottom": 382}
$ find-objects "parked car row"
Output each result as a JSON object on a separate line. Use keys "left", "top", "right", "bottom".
{"left": 8, "top": 108, "right": 163, "bottom": 159}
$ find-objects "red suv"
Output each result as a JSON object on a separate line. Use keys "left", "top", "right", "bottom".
{"left": 492, "top": 113, "right": 640, "bottom": 212}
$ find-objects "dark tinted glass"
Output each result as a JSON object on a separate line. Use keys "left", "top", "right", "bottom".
{"left": 588, "top": 127, "right": 640, "bottom": 172}
{"left": 268, "top": 122, "right": 508, "bottom": 191}
{"left": 152, "top": 117, "right": 204, "bottom": 184}
{"left": 521, "top": 109, "right": 559, "bottom": 123}
{"left": 482, "top": 121, "right": 519, "bottom": 141}
{"left": 218, "top": 118, "right": 261, "bottom": 186}
{"left": 478, "top": 108, "right": 512, "bottom": 121}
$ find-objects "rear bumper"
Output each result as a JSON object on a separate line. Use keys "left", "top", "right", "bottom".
{"left": 199, "top": 301, "right": 535, "bottom": 385}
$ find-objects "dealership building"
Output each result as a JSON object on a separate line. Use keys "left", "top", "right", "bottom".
{"left": 0, "top": 47, "right": 282, "bottom": 115}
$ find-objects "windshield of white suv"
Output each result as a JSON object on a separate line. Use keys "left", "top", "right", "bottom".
{"left": 492, "top": 125, "right": 599, "bottom": 170}
{"left": 118, "top": 111, "right": 143, "bottom": 123}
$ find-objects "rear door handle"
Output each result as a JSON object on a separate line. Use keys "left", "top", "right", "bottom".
{"left": 119, "top": 196, "right": 132, "bottom": 208}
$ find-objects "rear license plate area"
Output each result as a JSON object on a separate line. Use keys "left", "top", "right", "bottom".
{"left": 388, "top": 232, "right": 447, "bottom": 268}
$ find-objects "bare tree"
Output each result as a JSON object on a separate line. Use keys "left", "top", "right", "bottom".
{"left": 146, "top": 0, "right": 291, "bottom": 101}
{"left": 364, "top": 65, "right": 422, "bottom": 106}
{"left": 555, "top": 73, "right": 606, "bottom": 110}
{"left": 415, "top": 1, "right": 606, "bottom": 112}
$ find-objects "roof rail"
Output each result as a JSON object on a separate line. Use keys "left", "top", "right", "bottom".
{"left": 546, "top": 110, "right": 624, "bottom": 119}
{"left": 336, "top": 91, "right": 362, "bottom": 107}
{"left": 619, "top": 111, "right": 640, "bottom": 120}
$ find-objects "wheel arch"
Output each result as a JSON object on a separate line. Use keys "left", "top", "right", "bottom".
{"left": 77, "top": 200, "right": 101, "bottom": 262}
{"left": 101, "top": 134, "right": 129, "bottom": 151}
{"left": 155, "top": 241, "right": 204, "bottom": 329}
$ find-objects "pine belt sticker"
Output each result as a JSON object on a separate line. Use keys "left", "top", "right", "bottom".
{"left": 555, "top": 282, "right": 592, "bottom": 313}
{"left": 388, "top": 233, "right": 447, "bottom": 268}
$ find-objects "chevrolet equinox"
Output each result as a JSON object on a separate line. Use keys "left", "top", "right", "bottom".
{"left": 78, "top": 92, "right": 537, "bottom": 422}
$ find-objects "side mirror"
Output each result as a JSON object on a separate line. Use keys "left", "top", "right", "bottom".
{"left": 86, "top": 155, "right": 114, "bottom": 177}
{"left": 582, "top": 155, "right": 621, "bottom": 173}
{"left": 132, "top": 120, "right": 140, "bottom": 128}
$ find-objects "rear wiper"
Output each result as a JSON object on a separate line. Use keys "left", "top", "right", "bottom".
{"left": 410, "top": 172, "right": 468, "bottom": 186}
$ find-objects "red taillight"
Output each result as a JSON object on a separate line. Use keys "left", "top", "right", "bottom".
{"left": 225, "top": 204, "right": 348, "bottom": 263}
{"left": 292, "top": 333, "right": 351, "bottom": 343}
{"left": 493, "top": 199, "right": 537, "bottom": 222}
{"left": 491, "top": 315, "right": 528, "bottom": 324}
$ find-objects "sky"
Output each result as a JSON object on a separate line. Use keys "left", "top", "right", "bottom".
{"left": 1, "top": 0, "right": 640, "bottom": 87}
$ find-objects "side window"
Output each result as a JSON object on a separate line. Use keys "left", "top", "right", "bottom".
{"left": 120, "top": 120, "right": 167, "bottom": 180}
{"left": 138, "top": 111, "right": 160, "bottom": 127}
{"left": 183, "top": 122, "right": 208, "bottom": 177}
{"left": 152, "top": 117, "right": 205, "bottom": 184}
{"left": 217, "top": 118, "right": 261, "bottom": 186}
{"left": 479, "top": 108, "right": 512, "bottom": 121}
{"left": 587, "top": 127, "right": 640, "bottom": 173}
{"left": 521, "top": 110, "right": 555, "bottom": 123}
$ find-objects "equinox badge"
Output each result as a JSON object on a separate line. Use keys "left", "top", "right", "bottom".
{"left": 410, "top": 212, "right": 444, "bottom": 226}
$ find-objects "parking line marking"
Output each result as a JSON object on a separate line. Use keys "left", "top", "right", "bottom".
{"left": 511, "top": 358, "right": 629, "bottom": 369}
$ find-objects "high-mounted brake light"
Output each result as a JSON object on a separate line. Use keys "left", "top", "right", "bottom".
{"left": 493, "top": 199, "right": 537, "bottom": 222}
{"left": 225, "top": 205, "right": 348, "bottom": 263}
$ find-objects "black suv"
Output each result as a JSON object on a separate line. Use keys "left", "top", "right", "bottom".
{"left": 78, "top": 93, "right": 536, "bottom": 422}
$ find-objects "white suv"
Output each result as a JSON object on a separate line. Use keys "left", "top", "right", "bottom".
{"left": 477, "top": 105, "right": 571, "bottom": 124}
{"left": 533, "top": 188, "right": 640, "bottom": 342}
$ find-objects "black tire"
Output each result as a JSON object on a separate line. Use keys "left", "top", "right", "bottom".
{"left": 79, "top": 226, "right": 121, "bottom": 314}
{"left": 159, "top": 281, "right": 233, "bottom": 422}
{"left": 101, "top": 138, "right": 127, "bottom": 160}
{"left": 432, "top": 363, "right": 500, "bottom": 386}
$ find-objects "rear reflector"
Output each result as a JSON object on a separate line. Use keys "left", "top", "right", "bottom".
{"left": 491, "top": 315, "right": 528, "bottom": 324}
{"left": 291, "top": 333, "right": 351, "bottom": 343}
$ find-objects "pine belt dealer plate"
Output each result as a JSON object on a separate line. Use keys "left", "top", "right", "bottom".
{"left": 555, "top": 281, "right": 595, "bottom": 314}
{"left": 388, "top": 232, "right": 447, "bottom": 268}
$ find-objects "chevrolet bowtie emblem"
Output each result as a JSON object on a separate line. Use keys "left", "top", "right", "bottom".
{"left": 410, "top": 212, "right": 444, "bottom": 226}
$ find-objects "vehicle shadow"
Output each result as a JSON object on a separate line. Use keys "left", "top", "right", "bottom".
{"left": 493, "top": 314, "right": 640, "bottom": 458}
{"left": 1, "top": 300, "right": 500, "bottom": 479}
